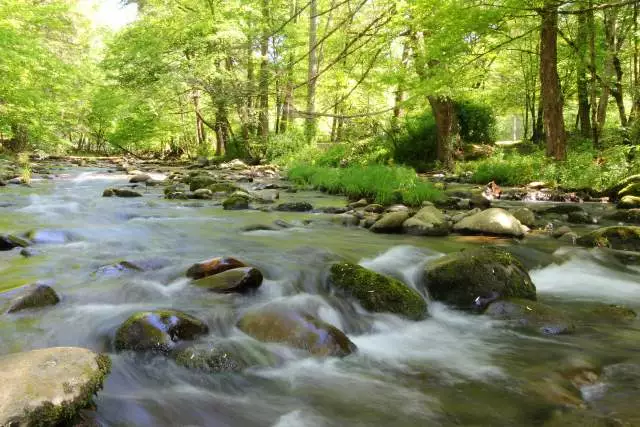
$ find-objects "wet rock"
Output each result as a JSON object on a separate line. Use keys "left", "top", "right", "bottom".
{"left": 114, "top": 310, "right": 209, "bottom": 353}
{"left": 542, "top": 204, "right": 585, "bottom": 215}
{"left": 618, "top": 181, "right": 640, "bottom": 198}
{"left": 470, "top": 193, "right": 491, "bottom": 209}
{"left": 193, "top": 267, "right": 263, "bottom": 294}
{"left": 568, "top": 210, "right": 593, "bottom": 224}
{"left": 369, "top": 211, "right": 411, "bottom": 234}
{"left": 19, "top": 247, "right": 39, "bottom": 257}
{"left": 328, "top": 263, "right": 427, "bottom": 320}
{"left": 251, "top": 189, "right": 280, "bottom": 203}
{"left": 402, "top": 205, "right": 449, "bottom": 236}
{"left": 186, "top": 256, "right": 247, "bottom": 279}
{"left": 551, "top": 225, "right": 573, "bottom": 238}
{"left": 512, "top": 208, "right": 536, "bottom": 227}
{"left": 318, "top": 206, "right": 348, "bottom": 214}
{"left": 618, "top": 195, "right": 640, "bottom": 209}
{"left": 4, "top": 283, "right": 60, "bottom": 313}
{"left": 129, "top": 173, "right": 151, "bottom": 183}
{"left": 0, "top": 234, "right": 30, "bottom": 251}
{"left": 222, "top": 194, "right": 250, "bottom": 210}
{"left": 331, "top": 213, "right": 360, "bottom": 227}
{"left": 583, "top": 304, "right": 637, "bottom": 324}
{"left": 348, "top": 199, "right": 368, "bottom": 209}
{"left": 364, "top": 204, "right": 385, "bottom": 214}
{"left": 451, "top": 208, "right": 481, "bottom": 224}
{"left": 386, "top": 204, "right": 410, "bottom": 213}
{"left": 95, "top": 259, "right": 168, "bottom": 277}
{"left": 604, "top": 209, "right": 640, "bottom": 224}
{"left": 163, "top": 183, "right": 188, "bottom": 196}
{"left": 208, "top": 182, "right": 242, "bottom": 194}
{"left": 577, "top": 226, "right": 640, "bottom": 252}
{"left": 237, "top": 309, "right": 356, "bottom": 357}
{"left": 275, "top": 202, "right": 313, "bottom": 212}
{"left": 166, "top": 191, "right": 189, "bottom": 200}
{"left": 102, "top": 188, "right": 142, "bottom": 198}
{"left": 189, "top": 175, "right": 217, "bottom": 191}
{"left": 25, "top": 229, "right": 74, "bottom": 244}
{"left": 0, "top": 347, "right": 111, "bottom": 427}
{"left": 242, "top": 224, "right": 279, "bottom": 232}
{"left": 452, "top": 208, "right": 527, "bottom": 238}
{"left": 558, "top": 232, "right": 578, "bottom": 245}
{"left": 485, "top": 298, "right": 575, "bottom": 335}
{"left": 191, "top": 188, "right": 213, "bottom": 200}
{"left": 421, "top": 247, "right": 536, "bottom": 309}
{"left": 172, "top": 341, "right": 277, "bottom": 373}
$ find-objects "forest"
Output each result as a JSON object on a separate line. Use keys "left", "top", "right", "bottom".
{"left": 2, "top": 0, "right": 640, "bottom": 192}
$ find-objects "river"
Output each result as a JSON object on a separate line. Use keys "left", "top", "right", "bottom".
{"left": 1, "top": 166, "right": 639, "bottom": 426}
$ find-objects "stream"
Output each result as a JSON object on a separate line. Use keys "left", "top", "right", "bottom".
{"left": 1, "top": 166, "right": 639, "bottom": 426}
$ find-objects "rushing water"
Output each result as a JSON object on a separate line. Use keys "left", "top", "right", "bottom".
{"left": 1, "top": 168, "right": 640, "bottom": 426}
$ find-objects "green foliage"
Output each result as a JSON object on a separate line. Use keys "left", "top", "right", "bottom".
{"left": 456, "top": 100, "right": 497, "bottom": 144}
{"left": 265, "top": 130, "right": 309, "bottom": 163}
{"left": 287, "top": 164, "right": 444, "bottom": 205}
{"left": 387, "top": 114, "right": 438, "bottom": 171}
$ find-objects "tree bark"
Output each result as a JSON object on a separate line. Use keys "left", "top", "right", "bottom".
{"left": 576, "top": 12, "right": 591, "bottom": 137}
{"left": 539, "top": 2, "right": 567, "bottom": 160}
{"left": 428, "top": 96, "right": 458, "bottom": 171}
{"left": 305, "top": 0, "right": 318, "bottom": 142}
{"left": 258, "top": 0, "right": 270, "bottom": 140}
{"left": 597, "top": 7, "right": 618, "bottom": 130}
{"left": 631, "top": 1, "right": 640, "bottom": 123}
{"left": 214, "top": 104, "right": 229, "bottom": 156}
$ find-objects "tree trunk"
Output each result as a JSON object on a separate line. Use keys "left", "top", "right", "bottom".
{"left": 214, "top": 104, "right": 229, "bottom": 157}
{"left": 193, "top": 90, "right": 206, "bottom": 147}
{"left": 588, "top": 4, "right": 600, "bottom": 146}
{"left": 597, "top": 7, "right": 618, "bottom": 130}
{"left": 631, "top": 1, "right": 640, "bottom": 123}
{"left": 612, "top": 55, "right": 627, "bottom": 127}
{"left": 428, "top": 96, "right": 458, "bottom": 171}
{"left": 246, "top": 38, "right": 256, "bottom": 137}
{"left": 539, "top": 2, "right": 567, "bottom": 160}
{"left": 576, "top": 12, "right": 591, "bottom": 137}
{"left": 7, "top": 124, "right": 28, "bottom": 152}
{"left": 305, "top": 0, "right": 318, "bottom": 142}
{"left": 258, "top": 0, "right": 270, "bottom": 140}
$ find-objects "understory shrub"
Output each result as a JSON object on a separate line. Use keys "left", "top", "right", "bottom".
{"left": 287, "top": 164, "right": 444, "bottom": 206}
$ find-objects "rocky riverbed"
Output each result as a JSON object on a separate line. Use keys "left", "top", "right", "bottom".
{"left": 0, "top": 156, "right": 639, "bottom": 426}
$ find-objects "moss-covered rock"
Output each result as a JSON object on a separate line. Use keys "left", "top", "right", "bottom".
{"left": 568, "top": 210, "right": 593, "bottom": 224}
{"left": 604, "top": 209, "right": 640, "bottom": 224}
{"left": 237, "top": 309, "right": 356, "bottom": 357}
{"left": 421, "top": 247, "right": 536, "bottom": 309}
{"left": 0, "top": 234, "right": 30, "bottom": 251}
{"left": 331, "top": 213, "right": 360, "bottom": 227}
{"left": 369, "top": 211, "right": 411, "bottom": 234}
{"left": 328, "top": 263, "right": 427, "bottom": 320}
{"left": 453, "top": 208, "right": 527, "bottom": 238}
{"left": 191, "top": 188, "right": 213, "bottom": 200}
{"left": 511, "top": 207, "right": 536, "bottom": 227}
{"left": 114, "top": 310, "right": 209, "bottom": 353}
{"left": 0, "top": 347, "right": 111, "bottom": 427}
{"left": 208, "top": 182, "right": 242, "bottom": 194}
{"left": 542, "top": 204, "right": 584, "bottom": 215}
{"left": 189, "top": 175, "right": 217, "bottom": 191}
{"left": 193, "top": 267, "right": 263, "bottom": 294}
{"left": 605, "top": 174, "right": 640, "bottom": 200}
{"left": 484, "top": 298, "right": 575, "bottom": 335}
{"left": 186, "top": 256, "right": 247, "bottom": 279}
{"left": 102, "top": 188, "right": 143, "bottom": 198}
{"left": 576, "top": 226, "right": 640, "bottom": 251}
{"left": 618, "top": 195, "right": 640, "bottom": 209}
{"left": 222, "top": 194, "right": 250, "bottom": 210}
{"left": 5, "top": 283, "right": 60, "bottom": 313}
{"left": 275, "top": 201, "right": 313, "bottom": 212}
{"left": 402, "top": 206, "right": 449, "bottom": 236}
{"left": 172, "top": 340, "right": 277, "bottom": 373}
{"left": 582, "top": 303, "right": 637, "bottom": 324}
{"left": 618, "top": 181, "right": 640, "bottom": 198}
{"left": 129, "top": 173, "right": 151, "bottom": 183}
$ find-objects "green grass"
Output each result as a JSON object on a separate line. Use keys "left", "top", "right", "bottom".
{"left": 287, "top": 164, "right": 444, "bottom": 206}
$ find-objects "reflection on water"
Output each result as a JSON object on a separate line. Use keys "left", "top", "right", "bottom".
{"left": 0, "top": 168, "right": 639, "bottom": 426}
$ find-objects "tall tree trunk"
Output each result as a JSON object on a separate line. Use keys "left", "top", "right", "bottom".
{"left": 612, "top": 55, "right": 627, "bottom": 126}
{"left": 214, "top": 104, "right": 229, "bottom": 157}
{"left": 246, "top": 38, "right": 256, "bottom": 137}
{"left": 258, "top": 0, "right": 270, "bottom": 140}
{"left": 428, "top": 96, "right": 458, "bottom": 171}
{"left": 305, "top": 0, "right": 318, "bottom": 142}
{"left": 588, "top": 4, "right": 600, "bottom": 146}
{"left": 539, "top": 2, "right": 567, "bottom": 160}
{"left": 193, "top": 90, "right": 206, "bottom": 147}
{"left": 631, "top": 1, "right": 640, "bottom": 123}
{"left": 597, "top": 7, "right": 618, "bottom": 130}
{"left": 576, "top": 12, "right": 591, "bottom": 137}
{"left": 392, "top": 42, "right": 409, "bottom": 133}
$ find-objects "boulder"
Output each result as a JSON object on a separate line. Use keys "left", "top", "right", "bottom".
{"left": 551, "top": 225, "right": 572, "bottom": 238}
{"left": 542, "top": 204, "right": 585, "bottom": 215}
{"left": 485, "top": 298, "right": 575, "bottom": 335}
{"left": 402, "top": 205, "right": 449, "bottom": 236}
{"left": 129, "top": 173, "right": 152, "bottom": 183}
{"left": 102, "top": 188, "right": 142, "bottom": 198}
{"left": 191, "top": 188, "right": 213, "bottom": 200}
{"left": 421, "top": 247, "right": 536, "bottom": 309}
{"left": 618, "top": 181, "right": 640, "bottom": 198}
{"left": 369, "top": 211, "right": 411, "bottom": 234}
{"left": 172, "top": 341, "right": 277, "bottom": 373}
{"left": 237, "top": 309, "right": 356, "bottom": 357}
{"left": 348, "top": 199, "right": 368, "bottom": 209}
{"left": 512, "top": 208, "right": 536, "bottom": 227}
{"left": 0, "top": 234, "right": 30, "bottom": 251}
{"left": 166, "top": 191, "right": 189, "bottom": 200}
{"left": 189, "top": 175, "right": 217, "bottom": 191}
{"left": 193, "top": 267, "right": 263, "bottom": 294}
{"left": 275, "top": 202, "right": 313, "bottom": 212}
{"left": 450, "top": 208, "right": 481, "bottom": 224}
{"left": 114, "top": 310, "right": 209, "bottom": 353}
{"left": 0, "top": 347, "right": 111, "bottom": 427}
{"left": 222, "top": 194, "right": 250, "bottom": 210}
{"left": 558, "top": 232, "right": 578, "bottom": 245}
{"left": 24, "top": 229, "right": 74, "bottom": 245}
{"left": 208, "top": 182, "right": 242, "bottom": 194}
{"left": 328, "top": 263, "right": 427, "bottom": 320}
{"left": 453, "top": 208, "right": 527, "bottom": 238}
{"left": 363, "top": 204, "right": 385, "bottom": 214}
{"left": 604, "top": 209, "right": 640, "bottom": 224}
{"left": 618, "top": 195, "right": 640, "bottom": 209}
{"left": 576, "top": 226, "right": 640, "bottom": 252}
{"left": 186, "top": 257, "right": 248, "bottom": 279}
{"left": 605, "top": 174, "right": 640, "bottom": 200}
{"left": 331, "top": 213, "right": 360, "bottom": 227}
{"left": 4, "top": 283, "right": 60, "bottom": 313}
{"left": 568, "top": 210, "right": 593, "bottom": 224}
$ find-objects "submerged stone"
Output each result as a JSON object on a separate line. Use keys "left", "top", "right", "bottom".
{"left": 4, "top": 283, "right": 60, "bottom": 313}
{"left": 0, "top": 347, "right": 111, "bottom": 427}
{"left": 222, "top": 194, "right": 250, "bottom": 210}
{"left": 369, "top": 211, "right": 410, "bottom": 234}
{"left": 484, "top": 298, "right": 575, "bottom": 335}
{"left": 421, "top": 247, "right": 536, "bottom": 309}
{"left": 193, "top": 267, "right": 263, "bottom": 294}
{"left": 328, "top": 263, "right": 427, "bottom": 320}
{"left": 275, "top": 202, "right": 313, "bottom": 212}
{"left": 186, "top": 256, "right": 248, "bottom": 279}
{"left": 604, "top": 209, "right": 640, "bottom": 224}
{"left": 237, "top": 309, "right": 356, "bottom": 357}
{"left": 172, "top": 340, "right": 277, "bottom": 373}
{"left": 576, "top": 226, "right": 640, "bottom": 252}
{"left": 0, "top": 234, "right": 30, "bottom": 251}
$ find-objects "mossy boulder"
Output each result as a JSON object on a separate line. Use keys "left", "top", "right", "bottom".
{"left": 327, "top": 263, "right": 427, "bottom": 320}
{"left": 402, "top": 206, "right": 449, "bottom": 236}
{"left": 186, "top": 256, "right": 247, "bottom": 279}
{"left": 484, "top": 298, "right": 575, "bottom": 335}
{"left": 541, "top": 204, "right": 584, "bottom": 215}
{"left": 369, "top": 211, "right": 411, "bottom": 234}
{"left": 193, "top": 267, "right": 263, "bottom": 294}
{"left": 618, "top": 181, "right": 640, "bottom": 198}
{"left": 191, "top": 188, "right": 213, "bottom": 200}
{"left": 222, "top": 194, "right": 250, "bottom": 210}
{"left": 453, "top": 208, "right": 528, "bottom": 238}
{"left": 189, "top": 175, "right": 217, "bottom": 191}
{"left": 0, "top": 347, "right": 111, "bottom": 427}
{"left": 208, "top": 182, "right": 242, "bottom": 194}
{"left": 576, "top": 226, "right": 640, "bottom": 251}
{"left": 114, "top": 310, "right": 209, "bottom": 353}
{"left": 604, "top": 209, "right": 640, "bottom": 224}
{"left": 605, "top": 174, "right": 640, "bottom": 200}
{"left": 129, "top": 173, "right": 152, "bottom": 183}
{"left": 4, "top": 283, "right": 60, "bottom": 313}
{"left": 511, "top": 207, "right": 536, "bottom": 227}
{"left": 581, "top": 303, "right": 637, "bottom": 324}
{"left": 102, "top": 188, "right": 143, "bottom": 198}
{"left": 618, "top": 195, "right": 640, "bottom": 209}
{"left": 421, "top": 247, "right": 536, "bottom": 309}
{"left": 172, "top": 341, "right": 277, "bottom": 373}
{"left": 275, "top": 202, "right": 313, "bottom": 212}
{"left": 0, "top": 234, "right": 30, "bottom": 251}
{"left": 237, "top": 309, "right": 356, "bottom": 357}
